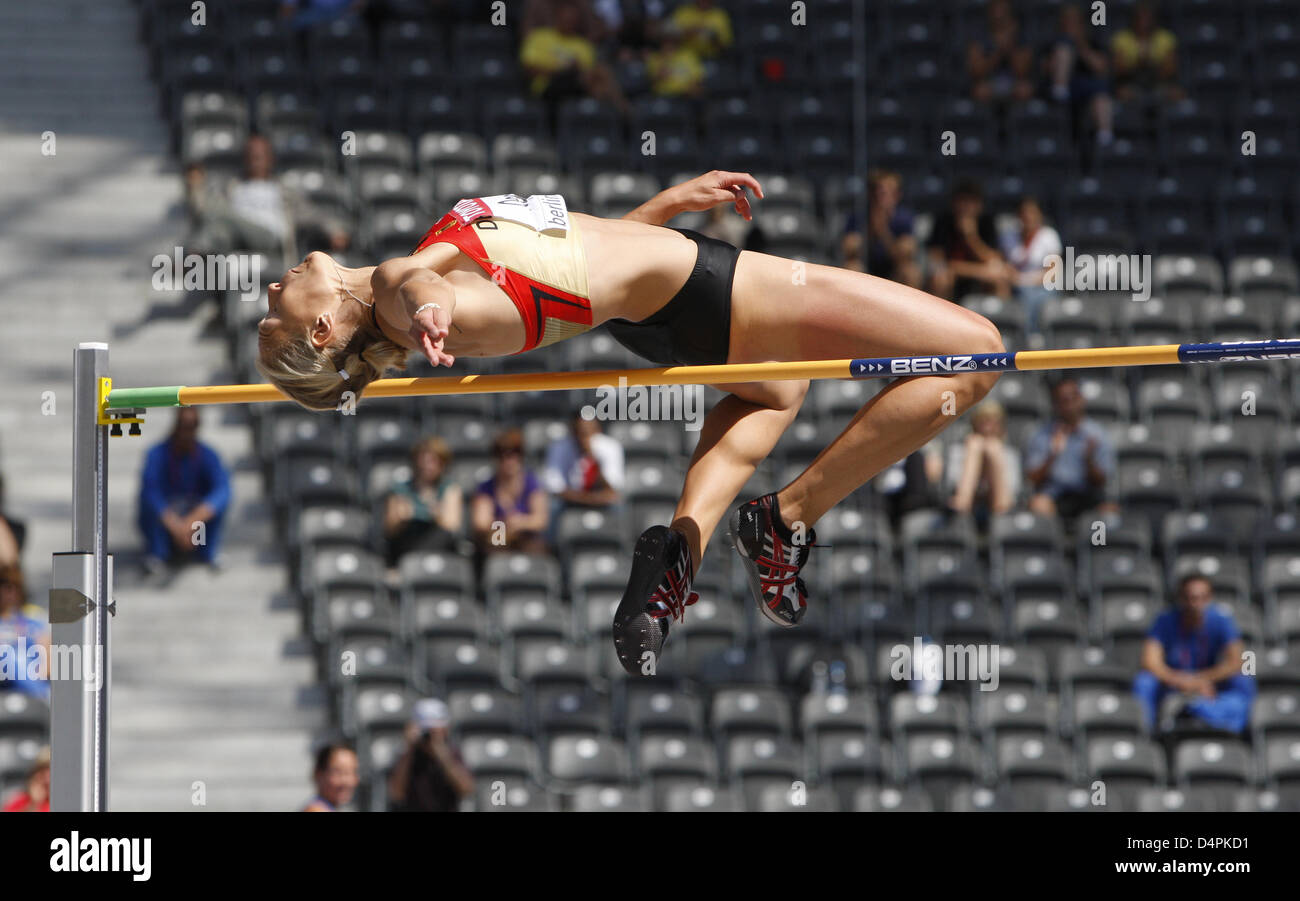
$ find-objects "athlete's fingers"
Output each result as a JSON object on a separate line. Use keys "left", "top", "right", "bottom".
{"left": 719, "top": 170, "right": 763, "bottom": 199}
{"left": 718, "top": 184, "right": 752, "bottom": 220}
{"left": 434, "top": 342, "right": 454, "bottom": 366}
{"left": 731, "top": 186, "right": 754, "bottom": 220}
{"left": 420, "top": 332, "right": 439, "bottom": 365}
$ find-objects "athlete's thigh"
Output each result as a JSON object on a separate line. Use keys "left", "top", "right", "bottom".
{"left": 730, "top": 251, "right": 1000, "bottom": 362}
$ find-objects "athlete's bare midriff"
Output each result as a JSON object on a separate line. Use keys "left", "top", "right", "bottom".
{"left": 388, "top": 212, "right": 701, "bottom": 358}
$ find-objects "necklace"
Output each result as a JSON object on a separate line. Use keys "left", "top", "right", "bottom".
{"left": 332, "top": 258, "right": 371, "bottom": 308}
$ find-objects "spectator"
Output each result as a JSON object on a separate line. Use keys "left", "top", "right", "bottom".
{"left": 2, "top": 747, "right": 49, "bottom": 812}
{"left": 1024, "top": 374, "right": 1117, "bottom": 520}
{"left": 0, "top": 564, "right": 48, "bottom": 701}
{"left": 1110, "top": 1, "right": 1181, "bottom": 104}
{"left": 946, "top": 400, "right": 1021, "bottom": 522}
{"left": 0, "top": 473, "right": 23, "bottom": 569}
{"left": 185, "top": 134, "right": 350, "bottom": 265}
{"left": 137, "top": 408, "right": 231, "bottom": 574}
{"left": 543, "top": 411, "right": 624, "bottom": 542}
{"left": 966, "top": 0, "right": 1034, "bottom": 105}
{"left": 383, "top": 437, "right": 463, "bottom": 566}
{"left": 668, "top": 0, "right": 731, "bottom": 59}
{"left": 927, "top": 180, "right": 1008, "bottom": 301}
{"left": 1000, "top": 195, "right": 1063, "bottom": 335}
{"left": 303, "top": 743, "right": 360, "bottom": 811}
{"left": 876, "top": 447, "right": 944, "bottom": 530}
{"left": 387, "top": 698, "right": 475, "bottom": 812}
{"left": 1134, "top": 574, "right": 1256, "bottom": 734}
{"left": 646, "top": 23, "right": 705, "bottom": 96}
{"left": 843, "top": 169, "right": 921, "bottom": 287}
{"left": 472, "top": 428, "right": 549, "bottom": 555}
{"left": 1045, "top": 3, "right": 1114, "bottom": 145}
{"left": 520, "top": 0, "right": 628, "bottom": 113}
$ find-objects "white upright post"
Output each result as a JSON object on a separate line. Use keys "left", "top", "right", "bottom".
{"left": 49, "top": 342, "right": 112, "bottom": 811}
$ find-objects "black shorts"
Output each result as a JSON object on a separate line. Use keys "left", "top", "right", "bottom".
{"left": 603, "top": 227, "right": 737, "bottom": 366}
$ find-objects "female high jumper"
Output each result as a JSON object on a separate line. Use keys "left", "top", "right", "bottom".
{"left": 257, "top": 171, "right": 1006, "bottom": 674}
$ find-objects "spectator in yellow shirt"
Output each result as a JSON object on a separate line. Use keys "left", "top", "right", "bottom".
{"left": 670, "top": 0, "right": 732, "bottom": 59}
{"left": 1110, "top": 1, "right": 1181, "bottom": 103}
{"left": 647, "top": 27, "right": 705, "bottom": 96}
{"left": 520, "top": 0, "right": 627, "bottom": 111}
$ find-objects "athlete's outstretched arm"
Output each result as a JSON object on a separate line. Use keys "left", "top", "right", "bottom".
{"left": 371, "top": 258, "right": 458, "bottom": 367}
{"left": 622, "top": 169, "right": 764, "bottom": 226}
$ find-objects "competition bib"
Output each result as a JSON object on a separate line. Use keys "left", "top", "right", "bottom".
{"left": 449, "top": 194, "right": 570, "bottom": 236}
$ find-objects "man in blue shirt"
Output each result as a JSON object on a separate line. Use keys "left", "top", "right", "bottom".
{"left": 137, "top": 408, "right": 231, "bottom": 572}
{"left": 1024, "top": 374, "right": 1117, "bottom": 521}
{"left": 1133, "top": 573, "right": 1255, "bottom": 734}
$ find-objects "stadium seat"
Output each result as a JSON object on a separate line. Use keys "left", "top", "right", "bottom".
{"left": 976, "top": 689, "right": 1055, "bottom": 740}
{"left": 850, "top": 786, "right": 934, "bottom": 812}
{"left": 1072, "top": 689, "right": 1145, "bottom": 741}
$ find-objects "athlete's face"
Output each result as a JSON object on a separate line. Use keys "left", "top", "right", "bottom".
{"left": 259, "top": 251, "right": 343, "bottom": 352}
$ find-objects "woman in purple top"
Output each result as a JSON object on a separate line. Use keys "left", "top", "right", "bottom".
{"left": 471, "top": 428, "right": 549, "bottom": 555}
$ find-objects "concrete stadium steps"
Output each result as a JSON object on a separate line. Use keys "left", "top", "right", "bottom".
{"left": 108, "top": 731, "right": 321, "bottom": 812}
{"left": 0, "top": 0, "right": 326, "bottom": 810}
{"left": 0, "top": 1, "right": 166, "bottom": 138}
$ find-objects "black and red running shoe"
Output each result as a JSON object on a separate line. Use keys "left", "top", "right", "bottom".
{"left": 730, "top": 494, "right": 816, "bottom": 627}
{"left": 611, "top": 525, "right": 699, "bottom": 675}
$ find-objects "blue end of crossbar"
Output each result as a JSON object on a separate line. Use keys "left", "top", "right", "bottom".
{"left": 1177, "top": 339, "right": 1300, "bottom": 364}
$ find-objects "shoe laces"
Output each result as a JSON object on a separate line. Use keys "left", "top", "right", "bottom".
{"left": 647, "top": 559, "right": 698, "bottom": 623}
{"left": 755, "top": 522, "right": 812, "bottom": 591}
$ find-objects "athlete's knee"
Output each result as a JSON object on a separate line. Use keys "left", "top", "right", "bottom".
{"left": 768, "top": 379, "right": 810, "bottom": 420}
{"left": 778, "top": 379, "right": 811, "bottom": 412}
{"left": 732, "top": 378, "right": 808, "bottom": 414}
{"left": 967, "top": 312, "right": 1007, "bottom": 356}
{"left": 962, "top": 315, "right": 1006, "bottom": 401}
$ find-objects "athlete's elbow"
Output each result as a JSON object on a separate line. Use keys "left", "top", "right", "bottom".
{"left": 370, "top": 259, "right": 409, "bottom": 296}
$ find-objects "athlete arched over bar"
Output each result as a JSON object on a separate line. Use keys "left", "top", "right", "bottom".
{"left": 256, "top": 171, "right": 1007, "bottom": 674}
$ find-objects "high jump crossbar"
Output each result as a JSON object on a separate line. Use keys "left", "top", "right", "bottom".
{"left": 102, "top": 339, "right": 1300, "bottom": 412}
{"left": 55, "top": 337, "right": 1300, "bottom": 810}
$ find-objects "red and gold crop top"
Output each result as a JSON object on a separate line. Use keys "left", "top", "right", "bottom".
{"left": 410, "top": 195, "right": 593, "bottom": 353}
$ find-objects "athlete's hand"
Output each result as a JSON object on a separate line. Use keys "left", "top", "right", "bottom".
{"left": 672, "top": 170, "right": 765, "bottom": 220}
{"left": 409, "top": 305, "right": 455, "bottom": 368}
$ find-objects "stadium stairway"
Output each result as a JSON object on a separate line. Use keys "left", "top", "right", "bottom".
{"left": 0, "top": 0, "right": 326, "bottom": 811}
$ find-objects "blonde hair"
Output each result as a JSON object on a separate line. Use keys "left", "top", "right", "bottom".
{"left": 970, "top": 400, "right": 1006, "bottom": 428}
{"left": 257, "top": 322, "right": 409, "bottom": 412}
